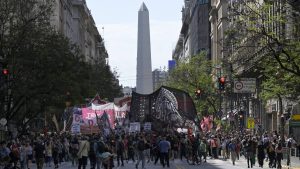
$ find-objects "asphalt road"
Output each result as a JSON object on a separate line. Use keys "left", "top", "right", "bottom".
{"left": 27, "top": 157, "right": 269, "bottom": 169}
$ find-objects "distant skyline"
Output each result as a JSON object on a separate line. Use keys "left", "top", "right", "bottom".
{"left": 86, "top": 0, "right": 183, "bottom": 87}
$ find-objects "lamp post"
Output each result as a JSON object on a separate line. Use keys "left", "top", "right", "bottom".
{"left": 212, "top": 65, "right": 222, "bottom": 119}
{"left": 278, "top": 94, "right": 285, "bottom": 145}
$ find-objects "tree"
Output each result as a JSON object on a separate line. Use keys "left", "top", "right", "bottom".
{"left": 227, "top": 0, "right": 300, "bottom": 76}
{"left": 226, "top": 0, "right": 300, "bottom": 101}
{"left": 0, "top": 0, "right": 122, "bottom": 131}
{"left": 166, "top": 52, "right": 219, "bottom": 119}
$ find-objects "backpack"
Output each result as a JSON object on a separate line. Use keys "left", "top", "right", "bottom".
{"left": 137, "top": 140, "right": 145, "bottom": 151}
{"left": 199, "top": 141, "right": 206, "bottom": 152}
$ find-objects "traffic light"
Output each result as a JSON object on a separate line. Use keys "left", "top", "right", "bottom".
{"left": 1, "top": 62, "right": 8, "bottom": 76}
{"left": 195, "top": 89, "right": 201, "bottom": 99}
{"left": 218, "top": 77, "right": 226, "bottom": 90}
{"left": 2, "top": 68, "right": 8, "bottom": 76}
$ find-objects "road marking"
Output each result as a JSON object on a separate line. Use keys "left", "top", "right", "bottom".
{"left": 282, "top": 165, "right": 300, "bottom": 169}
{"left": 175, "top": 164, "right": 183, "bottom": 169}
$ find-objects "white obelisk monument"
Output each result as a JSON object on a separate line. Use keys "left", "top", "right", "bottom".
{"left": 136, "top": 2, "right": 153, "bottom": 94}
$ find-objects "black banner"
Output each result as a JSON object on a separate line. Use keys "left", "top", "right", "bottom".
{"left": 130, "top": 86, "right": 197, "bottom": 129}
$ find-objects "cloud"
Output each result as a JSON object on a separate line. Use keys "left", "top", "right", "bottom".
{"left": 97, "top": 20, "right": 181, "bottom": 87}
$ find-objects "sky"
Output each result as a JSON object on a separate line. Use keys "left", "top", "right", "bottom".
{"left": 86, "top": 0, "right": 183, "bottom": 87}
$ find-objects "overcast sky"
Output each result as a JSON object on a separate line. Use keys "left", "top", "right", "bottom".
{"left": 86, "top": 0, "right": 183, "bottom": 87}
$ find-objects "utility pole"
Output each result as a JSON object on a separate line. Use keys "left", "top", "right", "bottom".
{"left": 278, "top": 94, "right": 285, "bottom": 144}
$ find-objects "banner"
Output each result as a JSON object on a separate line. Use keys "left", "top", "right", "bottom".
{"left": 129, "top": 122, "right": 140, "bottom": 132}
{"left": 68, "top": 102, "right": 128, "bottom": 134}
{"left": 82, "top": 107, "right": 115, "bottom": 128}
{"left": 130, "top": 86, "right": 197, "bottom": 129}
{"left": 71, "top": 124, "right": 80, "bottom": 134}
{"left": 144, "top": 122, "right": 151, "bottom": 131}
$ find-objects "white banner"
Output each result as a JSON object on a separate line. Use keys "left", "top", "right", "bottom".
{"left": 71, "top": 124, "right": 81, "bottom": 134}
{"left": 73, "top": 114, "right": 83, "bottom": 125}
{"left": 144, "top": 122, "right": 151, "bottom": 131}
{"left": 129, "top": 122, "right": 140, "bottom": 132}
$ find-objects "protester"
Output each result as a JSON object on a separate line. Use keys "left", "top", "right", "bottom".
{"left": 158, "top": 136, "right": 171, "bottom": 168}
{"left": 135, "top": 136, "right": 145, "bottom": 169}
{"left": 34, "top": 139, "right": 45, "bottom": 169}
{"left": 77, "top": 136, "right": 90, "bottom": 169}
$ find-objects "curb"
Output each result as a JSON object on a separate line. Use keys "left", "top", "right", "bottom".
{"left": 282, "top": 165, "right": 300, "bottom": 169}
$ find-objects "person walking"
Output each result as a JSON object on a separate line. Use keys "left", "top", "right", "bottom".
{"left": 45, "top": 141, "right": 53, "bottom": 167}
{"left": 128, "top": 137, "right": 135, "bottom": 163}
{"left": 77, "top": 136, "right": 90, "bottom": 169}
{"left": 70, "top": 136, "right": 79, "bottom": 166}
{"left": 210, "top": 136, "right": 218, "bottom": 159}
{"left": 158, "top": 136, "right": 171, "bottom": 168}
{"left": 198, "top": 138, "right": 207, "bottom": 163}
{"left": 135, "top": 136, "right": 146, "bottom": 169}
{"left": 19, "top": 142, "right": 27, "bottom": 169}
{"left": 52, "top": 139, "right": 60, "bottom": 168}
{"left": 257, "top": 141, "right": 265, "bottom": 168}
{"left": 34, "top": 139, "right": 45, "bottom": 169}
{"left": 25, "top": 142, "right": 33, "bottom": 169}
{"left": 228, "top": 139, "right": 237, "bottom": 166}
{"left": 89, "top": 136, "right": 97, "bottom": 169}
{"left": 275, "top": 142, "right": 283, "bottom": 169}
{"left": 116, "top": 137, "right": 124, "bottom": 167}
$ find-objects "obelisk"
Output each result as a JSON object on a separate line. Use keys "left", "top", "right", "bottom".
{"left": 136, "top": 2, "right": 153, "bottom": 94}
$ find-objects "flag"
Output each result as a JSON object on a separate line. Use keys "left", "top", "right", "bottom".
{"left": 88, "top": 94, "right": 107, "bottom": 106}
{"left": 95, "top": 111, "right": 101, "bottom": 130}
{"left": 130, "top": 86, "right": 197, "bottom": 130}
{"left": 100, "top": 111, "right": 111, "bottom": 129}
{"left": 52, "top": 114, "right": 60, "bottom": 131}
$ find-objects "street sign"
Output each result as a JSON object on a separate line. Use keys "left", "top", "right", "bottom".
{"left": 292, "top": 114, "right": 300, "bottom": 120}
{"left": 234, "top": 78, "right": 256, "bottom": 93}
{"left": 247, "top": 117, "right": 255, "bottom": 129}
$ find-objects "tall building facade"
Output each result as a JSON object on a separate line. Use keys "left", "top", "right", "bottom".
{"left": 209, "top": 0, "right": 229, "bottom": 66}
{"left": 216, "top": 0, "right": 300, "bottom": 134}
{"left": 173, "top": 0, "right": 211, "bottom": 63}
{"left": 50, "top": 0, "right": 107, "bottom": 64}
{"left": 152, "top": 69, "right": 167, "bottom": 91}
{"left": 136, "top": 3, "right": 153, "bottom": 94}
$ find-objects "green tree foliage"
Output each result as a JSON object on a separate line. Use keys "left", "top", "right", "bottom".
{"left": 166, "top": 53, "right": 219, "bottom": 118}
{"left": 0, "top": 0, "right": 122, "bottom": 128}
{"left": 226, "top": 0, "right": 300, "bottom": 101}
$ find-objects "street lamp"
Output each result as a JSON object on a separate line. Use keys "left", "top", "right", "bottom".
{"left": 281, "top": 114, "right": 285, "bottom": 145}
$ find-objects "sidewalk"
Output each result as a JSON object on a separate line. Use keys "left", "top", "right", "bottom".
{"left": 283, "top": 156, "right": 300, "bottom": 169}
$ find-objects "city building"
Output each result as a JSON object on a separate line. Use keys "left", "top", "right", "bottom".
{"left": 122, "top": 87, "right": 133, "bottom": 97}
{"left": 209, "top": 0, "right": 229, "bottom": 67}
{"left": 173, "top": 0, "right": 211, "bottom": 63}
{"left": 223, "top": 0, "right": 300, "bottom": 135}
{"left": 152, "top": 68, "right": 167, "bottom": 91}
{"left": 50, "top": 0, "right": 108, "bottom": 64}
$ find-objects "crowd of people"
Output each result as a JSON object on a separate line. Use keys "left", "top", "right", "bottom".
{"left": 0, "top": 129, "right": 298, "bottom": 169}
